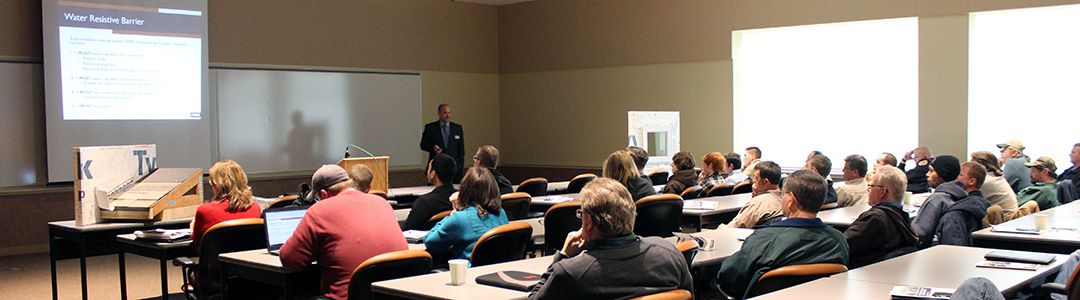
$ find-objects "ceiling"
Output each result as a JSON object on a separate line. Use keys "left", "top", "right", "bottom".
{"left": 454, "top": 0, "right": 534, "bottom": 6}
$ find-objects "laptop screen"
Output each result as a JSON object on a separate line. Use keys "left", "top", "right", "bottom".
{"left": 263, "top": 206, "right": 307, "bottom": 250}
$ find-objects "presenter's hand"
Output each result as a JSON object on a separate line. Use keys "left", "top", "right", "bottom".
{"left": 433, "top": 145, "right": 443, "bottom": 154}
{"left": 561, "top": 230, "right": 586, "bottom": 257}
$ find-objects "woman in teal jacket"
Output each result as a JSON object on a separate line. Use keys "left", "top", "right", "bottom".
{"left": 424, "top": 167, "right": 509, "bottom": 261}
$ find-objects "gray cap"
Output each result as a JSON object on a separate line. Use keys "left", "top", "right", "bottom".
{"left": 311, "top": 164, "right": 350, "bottom": 195}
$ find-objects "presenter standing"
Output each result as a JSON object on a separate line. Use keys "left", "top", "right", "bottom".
{"left": 421, "top": 104, "right": 465, "bottom": 183}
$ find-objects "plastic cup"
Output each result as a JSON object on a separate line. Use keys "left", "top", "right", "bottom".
{"left": 903, "top": 192, "right": 913, "bottom": 205}
{"left": 1034, "top": 214, "right": 1048, "bottom": 230}
{"left": 448, "top": 259, "right": 469, "bottom": 285}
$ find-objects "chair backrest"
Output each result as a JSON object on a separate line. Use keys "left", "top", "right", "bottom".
{"left": 516, "top": 177, "right": 549, "bottom": 197}
{"left": 500, "top": 192, "right": 532, "bottom": 221}
{"left": 707, "top": 184, "right": 735, "bottom": 197}
{"left": 347, "top": 250, "right": 432, "bottom": 300}
{"left": 421, "top": 210, "right": 453, "bottom": 230}
{"left": 268, "top": 195, "right": 298, "bottom": 209}
{"left": 1058, "top": 180, "right": 1077, "bottom": 205}
{"left": 543, "top": 200, "right": 582, "bottom": 255}
{"left": 681, "top": 185, "right": 703, "bottom": 200}
{"left": 648, "top": 170, "right": 670, "bottom": 185}
{"left": 368, "top": 189, "right": 388, "bottom": 199}
{"left": 731, "top": 180, "right": 753, "bottom": 195}
{"left": 746, "top": 263, "right": 848, "bottom": 298}
{"left": 198, "top": 218, "right": 267, "bottom": 290}
{"left": 675, "top": 240, "right": 697, "bottom": 270}
{"left": 470, "top": 222, "right": 533, "bottom": 267}
{"left": 629, "top": 289, "right": 693, "bottom": 300}
{"left": 566, "top": 174, "right": 598, "bottom": 194}
{"left": 634, "top": 194, "right": 684, "bottom": 237}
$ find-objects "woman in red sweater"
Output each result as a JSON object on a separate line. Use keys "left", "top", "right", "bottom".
{"left": 190, "top": 160, "right": 262, "bottom": 244}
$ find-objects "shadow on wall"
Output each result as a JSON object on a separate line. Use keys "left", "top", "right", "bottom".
{"left": 285, "top": 111, "right": 327, "bottom": 170}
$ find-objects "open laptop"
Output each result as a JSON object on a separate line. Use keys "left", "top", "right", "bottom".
{"left": 263, "top": 206, "right": 308, "bottom": 255}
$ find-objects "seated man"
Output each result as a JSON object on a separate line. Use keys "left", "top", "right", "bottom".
{"left": 933, "top": 162, "right": 989, "bottom": 246}
{"left": 742, "top": 147, "right": 761, "bottom": 180}
{"left": 280, "top": 165, "right": 408, "bottom": 300}
{"left": 717, "top": 170, "right": 849, "bottom": 299}
{"left": 899, "top": 147, "right": 933, "bottom": 193}
{"left": 348, "top": 164, "right": 374, "bottom": 193}
{"left": 910, "top": 155, "right": 966, "bottom": 248}
{"left": 473, "top": 145, "right": 513, "bottom": 194}
{"left": 1018, "top": 156, "right": 1060, "bottom": 210}
{"left": 1060, "top": 143, "right": 1080, "bottom": 194}
{"left": 528, "top": 178, "right": 693, "bottom": 299}
{"left": 402, "top": 154, "right": 457, "bottom": 230}
{"left": 725, "top": 161, "right": 784, "bottom": 228}
{"left": 805, "top": 154, "right": 838, "bottom": 205}
{"left": 836, "top": 154, "right": 869, "bottom": 207}
{"left": 844, "top": 166, "right": 918, "bottom": 268}
{"left": 723, "top": 152, "right": 748, "bottom": 184}
{"left": 998, "top": 139, "right": 1033, "bottom": 193}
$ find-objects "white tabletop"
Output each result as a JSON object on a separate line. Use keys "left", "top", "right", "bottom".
{"left": 1035, "top": 201, "right": 1080, "bottom": 218}
{"left": 973, "top": 213, "right": 1080, "bottom": 245}
{"left": 681, "top": 193, "right": 752, "bottom": 217}
{"left": 747, "top": 277, "right": 897, "bottom": 300}
{"left": 833, "top": 245, "right": 1066, "bottom": 294}
{"left": 688, "top": 228, "right": 753, "bottom": 268}
{"left": 372, "top": 256, "right": 551, "bottom": 300}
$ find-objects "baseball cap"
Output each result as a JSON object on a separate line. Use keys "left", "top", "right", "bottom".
{"left": 996, "top": 139, "right": 1025, "bottom": 151}
{"left": 309, "top": 164, "right": 350, "bottom": 199}
{"left": 1025, "top": 156, "right": 1057, "bottom": 173}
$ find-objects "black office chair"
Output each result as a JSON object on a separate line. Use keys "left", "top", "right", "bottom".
{"left": 543, "top": 200, "right": 582, "bottom": 255}
{"left": 500, "top": 192, "right": 532, "bottom": 221}
{"left": 648, "top": 170, "right": 670, "bottom": 186}
{"left": 634, "top": 194, "right": 684, "bottom": 237}
{"left": 630, "top": 289, "right": 693, "bottom": 300}
{"left": 470, "top": 222, "right": 533, "bottom": 267}
{"left": 421, "top": 210, "right": 453, "bottom": 230}
{"left": 1058, "top": 180, "right": 1077, "bottom": 205}
{"left": 680, "top": 185, "right": 703, "bottom": 200}
{"left": 174, "top": 218, "right": 267, "bottom": 300}
{"left": 347, "top": 250, "right": 432, "bottom": 300}
{"left": 707, "top": 184, "right": 735, "bottom": 197}
{"left": 267, "top": 195, "right": 298, "bottom": 209}
{"left": 566, "top": 173, "right": 597, "bottom": 194}
{"left": 516, "top": 177, "right": 549, "bottom": 197}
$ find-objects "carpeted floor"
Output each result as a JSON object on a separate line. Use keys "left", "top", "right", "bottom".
{"left": 0, "top": 251, "right": 188, "bottom": 300}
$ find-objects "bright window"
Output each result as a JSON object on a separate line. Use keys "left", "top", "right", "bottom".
{"left": 733, "top": 18, "right": 919, "bottom": 170}
{"left": 969, "top": 5, "right": 1080, "bottom": 168}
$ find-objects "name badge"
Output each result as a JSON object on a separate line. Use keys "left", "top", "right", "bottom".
{"left": 455, "top": 135, "right": 461, "bottom": 139}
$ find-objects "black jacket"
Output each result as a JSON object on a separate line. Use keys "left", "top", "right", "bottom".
{"left": 900, "top": 159, "right": 931, "bottom": 193}
{"left": 402, "top": 184, "right": 457, "bottom": 230}
{"left": 661, "top": 170, "right": 698, "bottom": 196}
{"left": 844, "top": 202, "right": 918, "bottom": 268}
{"left": 490, "top": 168, "right": 514, "bottom": 195}
{"left": 628, "top": 176, "right": 657, "bottom": 201}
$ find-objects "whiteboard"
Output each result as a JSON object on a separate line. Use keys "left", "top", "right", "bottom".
{"left": 213, "top": 68, "right": 423, "bottom": 173}
{"left": 0, "top": 62, "right": 46, "bottom": 187}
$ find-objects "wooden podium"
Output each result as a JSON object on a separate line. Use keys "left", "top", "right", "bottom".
{"left": 338, "top": 156, "right": 389, "bottom": 192}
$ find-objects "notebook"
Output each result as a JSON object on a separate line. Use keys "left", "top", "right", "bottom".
{"left": 263, "top": 206, "right": 308, "bottom": 255}
{"left": 476, "top": 271, "right": 542, "bottom": 291}
{"left": 984, "top": 250, "right": 1057, "bottom": 264}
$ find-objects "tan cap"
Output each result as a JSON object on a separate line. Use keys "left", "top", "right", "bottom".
{"left": 1024, "top": 156, "right": 1056, "bottom": 172}
{"left": 996, "top": 139, "right": 1025, "bottom": 151}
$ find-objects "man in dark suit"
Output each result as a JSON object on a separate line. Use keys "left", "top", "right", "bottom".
{"left": 421, "top": 103, "right": 465, "bottom": 183}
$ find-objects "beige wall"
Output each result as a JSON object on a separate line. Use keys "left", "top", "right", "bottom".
{"left": 497, "top": 0, "right": 1080, "bottom": 168}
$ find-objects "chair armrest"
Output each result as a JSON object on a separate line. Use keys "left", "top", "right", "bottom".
{"left": 1034, "top": 282, "right": 1067, "bottom": 298}
{"left": 172, "top": 257, "right": 197, "bottom": 267}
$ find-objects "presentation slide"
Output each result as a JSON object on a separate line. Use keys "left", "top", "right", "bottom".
{"left": 57, "top": 1, "right": 202, "bottom": 120}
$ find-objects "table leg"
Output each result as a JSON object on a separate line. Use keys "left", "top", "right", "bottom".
{"left": 160, "top": 258, "right": 169, "bottom": 300}
{"left": 119, "top": 248, "right": 128, "bottom": 300}
{"left": 80, "top": 237, "right": 89, "bottom": 300}
{"left": 50, "top": 229, "right": 59, "bottom": 300}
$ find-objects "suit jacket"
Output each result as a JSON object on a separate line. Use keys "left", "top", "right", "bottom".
{"left": 421, "top": 121, "right": 465, "bottom": 179}
{"left": 402, "top": 184, "right": 457, "bottom": 230}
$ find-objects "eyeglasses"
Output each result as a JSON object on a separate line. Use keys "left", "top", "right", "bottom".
{"left": 867, "top": 184, "right": 886, "bottom": 191}
{"left": 472, "top": 155, "right": 479, "bottom": 161}
{"left": 575, "top": 209, "right": 582, "bottom": 219}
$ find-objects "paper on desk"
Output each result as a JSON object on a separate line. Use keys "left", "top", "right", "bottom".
{"left": 545, "top": 196, "right": 575, "bottom": 203}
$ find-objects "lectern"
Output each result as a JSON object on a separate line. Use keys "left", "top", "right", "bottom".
{"left": 338, "top": 156, "right": 389, "bottom": 192}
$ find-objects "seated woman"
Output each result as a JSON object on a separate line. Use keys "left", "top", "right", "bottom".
{"left": 698, "top": 152, "right": 732, "bottom": 193}
{"left": 604, "top": 150, "right": 657, "bottom": 201}
{"left": 191, "top": 160, "right": 262, "bottom": 244}
{"left": 424, "top": 167, "right": 509, "bottom": 261}
{"left": 661, "top": 151, "right": 698, "bottom": 195}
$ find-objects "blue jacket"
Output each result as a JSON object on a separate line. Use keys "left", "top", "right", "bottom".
{"left": 933, "top": 191, "right": 989, "bottom": 246}
{"left": 424, "top": 207, "right": 508, "bottom": 261}
{"left": 910, "top": 181, "right": 967, "bottom": 248}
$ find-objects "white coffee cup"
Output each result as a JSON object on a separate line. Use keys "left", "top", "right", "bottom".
{"left": 1034, "top": 214, "right": 1048, "bottom": 230}
{"left": 903, "top": 192, "right": 913, "bottom": 205}
{"left": 448, "top": 259, "right": 469, "bottom": 286}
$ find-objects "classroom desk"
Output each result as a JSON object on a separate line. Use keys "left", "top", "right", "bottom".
{"left": 386, "top": 185, "right": 439, "bottom": 201}
{"left": 48, "top": 219, "right": 191, "bottom": 300}
{"left": 816, "top": 205, "right": 870, "bottom": 231}
{"left": 834, "top": 245, "right": 1066, "bottom": 295}
{"left": 396, "top": 208, "right": 411, "bottom": 227}
{"left": 372, "top": 256, "right": 551, "bottom": 300}
{"left": 681, "top": 193, "right": 752, "bottom": 230}
{"left": 972, "top": 213, "right": 1080, "bottom": 254}
{"left": 218, "top": 249, "right": 320, "bottom": 300}
{"left": 1035, "top": 200, "right": 1080, "bottom": 218}
{"left": 529, "top": 193, "right": 580, "bottom": 213}
{"left": 746, "top": 277, "right": 897, "bottom": 300}
{"left": 115, "top": 234, "right": 195, "bottom": 300}
{"left": 687, "top": 228, "right": 753, "bottom": 268}
{"left": 512, "top": 180, "right": 571, "bottom": 195}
